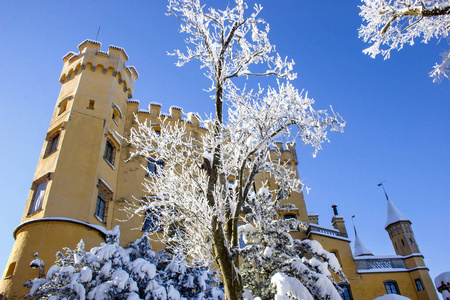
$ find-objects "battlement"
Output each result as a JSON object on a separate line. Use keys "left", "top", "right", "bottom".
{"left": 59, "top": 40, "right": 138, "bottom": 99}
{"left": 131, "top": 102, "right": 208, "bottom": 133}
{"left": 269, "top": 142, "right": 298, "bottom": 164}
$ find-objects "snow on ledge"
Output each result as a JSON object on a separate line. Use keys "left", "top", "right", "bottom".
{"left": 13, "top": 217, "right": 107, "bottom": 238}
{"left": 357, "top": 266, "right": 429, "bottom": 274}
{"left": 373, "top": 294, "right": 411, "bottom": 300}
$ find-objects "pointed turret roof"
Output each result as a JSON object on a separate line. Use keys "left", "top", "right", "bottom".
{"left": 354, "top": 231, "right": 374, "bottom": 256}
{"left": 385, "top": 198, "right": 410, "bottom": 229}
{"left": 352, "top": 217, "right": 373, "bottom": 257}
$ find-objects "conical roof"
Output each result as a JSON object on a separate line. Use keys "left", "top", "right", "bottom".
{"left": 385, "top": 198, "right": 410, "bottom": 229}
{"left": 354, "top": 231, "right": 373, "bottom": 256}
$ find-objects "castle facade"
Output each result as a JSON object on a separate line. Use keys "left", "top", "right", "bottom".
{"left": 0, "top": 41, "right": 438, "bottom": 300}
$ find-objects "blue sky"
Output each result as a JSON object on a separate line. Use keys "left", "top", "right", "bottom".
{"left": 0, "top": 0, "right": 449, "bottom": 288}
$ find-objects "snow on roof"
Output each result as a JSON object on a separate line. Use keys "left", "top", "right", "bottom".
{"left": 127, "top": 99, "right": 140, "bottom": 104}
{"left": 354, "top": 232, "right": 374, "bottom": 257}
{"left": 170, "top": 105, "right": 183, "bottom": 111}
{"left": 385, "top": 198, "right": 410, "bottom": 228}
{"left": 373, "top": 294, "right": 411, "bottom": 300}
{"left": 435, "top": 272, "right": 450, "bottom": 287}
{"left": 150, "top": 102, "right": 162, "bottom": 107}
{"left": 138, "top": 109, "right": 150, "bottom": 114}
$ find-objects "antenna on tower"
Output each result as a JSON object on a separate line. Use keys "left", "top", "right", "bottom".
{"left": 96, "top": 26, "right": 102, "bottom": 41}
{"left": 377, "top": 181, "right": 389, "bottom": 201}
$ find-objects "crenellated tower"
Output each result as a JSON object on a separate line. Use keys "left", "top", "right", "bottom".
{"left": 0, "top": 40, "right": 138, "bottom": 298}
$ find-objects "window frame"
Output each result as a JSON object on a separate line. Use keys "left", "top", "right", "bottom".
{"left": 95, "top": 179, "right": 114, "bottom": 224}
{"left": 44, "top": 131, "right": 60, "bottom": 157}
{"left": 338, "top": 283, "right": 353, "bottom": 300}
{"left": 146, "top": 158, "right": 164, "bottom": 177}
{"left": 28, "top": 174, "right": 51, "bottom": 215}
{"left": 104, "top": 139, "right": 116, "bottom": 167}
{"left": 384, "top": 280, "right": 400, "bottom": 295}
{"left": 142, "top": 209, "right": 163, "bottom": 232}
{"left": 415, "top": 278, "right": 424, "bottom": 291}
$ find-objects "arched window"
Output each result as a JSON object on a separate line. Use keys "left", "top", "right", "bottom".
{"left": 384, "top": 280, "right": 400, "bottom": 294}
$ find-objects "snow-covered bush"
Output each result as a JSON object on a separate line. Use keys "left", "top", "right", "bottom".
{"left": 24, "top": 226, "right": 223, "bottom": 300}
{"left": 239, "top": 188, "right": 346, "bottom": 300}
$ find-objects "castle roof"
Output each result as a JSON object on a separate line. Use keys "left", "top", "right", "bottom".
{"left": 354, "top": 231, "right": 374, "bottom": 257}
{"left": 385, "top": 198, "right": 410, "bottom": 229}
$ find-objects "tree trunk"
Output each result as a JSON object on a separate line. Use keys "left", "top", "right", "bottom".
{"left": 207, "top": 72, "right": 242, "bottom": 300}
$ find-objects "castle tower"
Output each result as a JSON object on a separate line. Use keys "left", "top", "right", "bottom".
{"left": 0, "top": 40, "right": 138, "bottom": 298}
{"left": 385, "top": 198, "right": 420, "bottom": 256}
{"left": 383, "top": 194, "right": 438, "bottom": 299}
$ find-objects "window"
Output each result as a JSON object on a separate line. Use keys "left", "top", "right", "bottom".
{"left": 142, "top": 210, "right": 162, "bottom": 232}
{"left": 44, "top": 132, "right": 60, "bottom": 157}
{"left": 95, "top": 179, "right": 113, "bottom": 224}
{"left": 410, "top": 237, "right": 415, "bottom": 245}
{"left": 88, "top": 100, "right": 95, "bottom": 110}
{"left": 284, "top": 213, "right": 297, "bottom": 220}
{"left": 155, "top": 130, "right": 161, "bottom": 136}
{"left": 146, "top": 158, "right": 164, "bottom": 177}
{"left": 29, "top": 181, "right": 47, "bottom": 215}
{"left": 401, "top": 239, "right": 405, "bottom": 246}
{"left": 338, "top": 283, "right": 353, "bottom": 300}
{"left": 104, "top": 139, "right": 115, "bottom": 166}
{"left": 4, "top": 262, "right": 16, "bottom": 279}
{"left": 58, "top": 100, "right": 68, "bottom": 115}
{"left": 284, "top": 213, "right": 298, "bottom": 231}
{"left": 95, "top": 190, "right": 106, "bottom": 223}
{"left": 112, "top": 111, "right": 119, "bottom": 124}
{"left": 384, "top": 281, "right": 400, "bottom": 294}
{"left": 112, "top": 103, "right": 122, "bottom": 125}
{"left": 415, "top": 279, "right": 424, "bottom": 291}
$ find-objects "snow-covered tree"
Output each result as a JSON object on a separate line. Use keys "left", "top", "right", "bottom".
{"left": 359, "top": 0, "right": 450, "bottom": 82}
{"left": 24, "top": 226, "right": 222, "bottom": 300}
{"left": 124, "top": 1, "right": 344, "bottom": 299}
{"left": 239, "top": 188, "right": 345, "bottom": 299}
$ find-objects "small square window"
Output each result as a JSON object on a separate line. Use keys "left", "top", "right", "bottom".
{"left": 88, "top": 100, "right": 95, "bottom": 110}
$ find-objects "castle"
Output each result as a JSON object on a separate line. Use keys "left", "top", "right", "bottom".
{"left": 0, "top": 40, "right": 439, "bottom": 299}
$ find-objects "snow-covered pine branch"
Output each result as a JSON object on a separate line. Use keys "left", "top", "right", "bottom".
{"left": 359, "top": 0, "right": 450, "bottom": 82}
{"left": 238, "top": 188, "right": 346, "bottom": 300}
{"left": 24, "top": 227, "right": 223, "bottom": 300}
